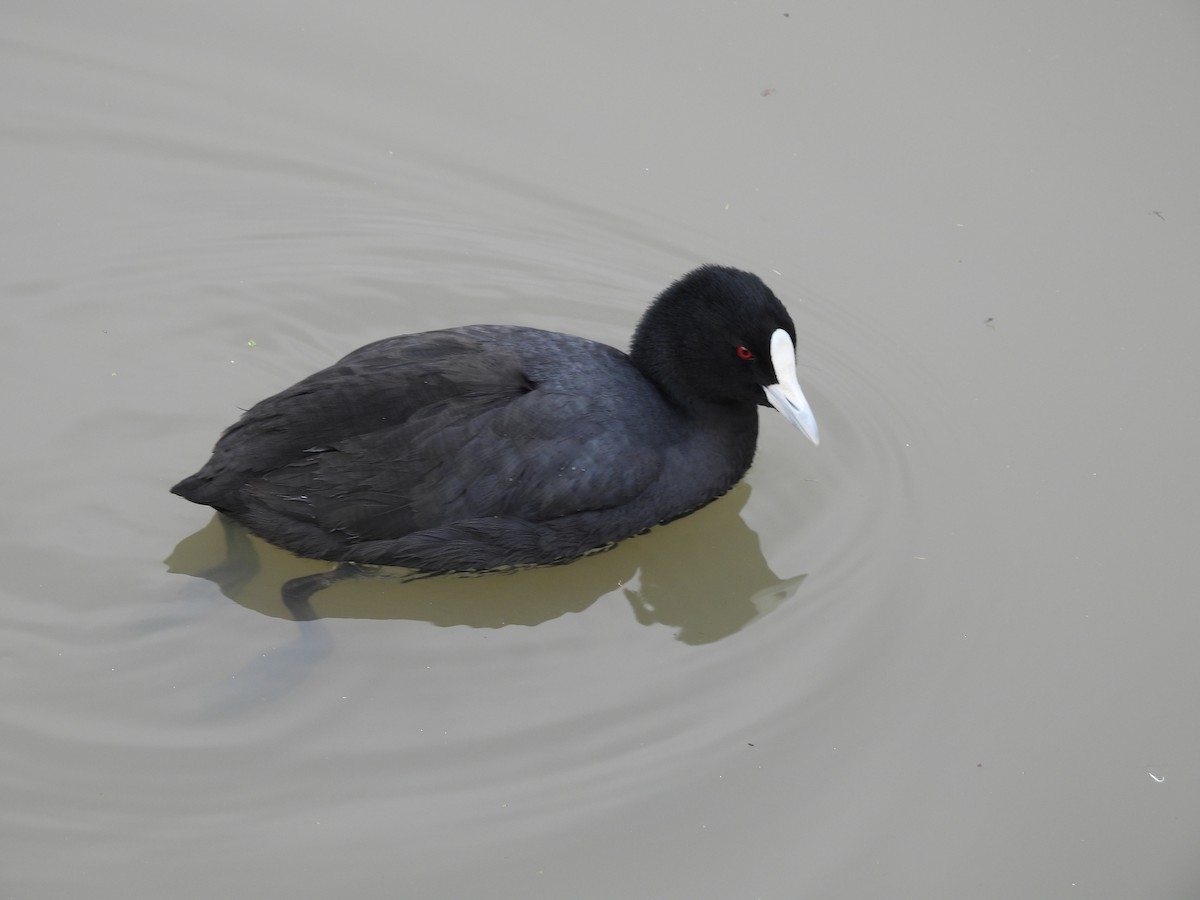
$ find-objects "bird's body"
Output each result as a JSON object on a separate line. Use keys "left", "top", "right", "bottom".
{"left": 172, "top": 266, "right": 819, "bottom": 574}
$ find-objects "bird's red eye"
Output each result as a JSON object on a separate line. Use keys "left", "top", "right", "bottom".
{"left": 736, "top": 345, "right": 754, "bottom": 360}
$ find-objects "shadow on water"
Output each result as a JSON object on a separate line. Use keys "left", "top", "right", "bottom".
{"left": 165, "top": 483, "right": 807, "bottom": 646}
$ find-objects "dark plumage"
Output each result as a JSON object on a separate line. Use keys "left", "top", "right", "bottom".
{"left": 172, "top": 265, "right": 819, "bottom": 574}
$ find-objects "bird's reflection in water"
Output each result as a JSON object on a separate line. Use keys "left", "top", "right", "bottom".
{"left": 166, "top": 483, "right": 806, "bottom": 646}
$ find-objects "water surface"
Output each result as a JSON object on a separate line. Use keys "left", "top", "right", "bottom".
{"left": 3, "top": 2, "right": 1199, "bottom": 898}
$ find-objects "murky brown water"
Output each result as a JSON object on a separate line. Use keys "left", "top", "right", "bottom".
{"left": 4, "top": 2, "right": 1200, "bottom": 898}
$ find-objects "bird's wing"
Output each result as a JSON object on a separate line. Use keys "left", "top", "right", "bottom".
{"left": 235, "top": 331, "right": 664, "bottom": 541}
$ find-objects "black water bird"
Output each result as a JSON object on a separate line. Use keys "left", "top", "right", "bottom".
{"left": 172, "top": 265, "right": 819, "bottom": 575}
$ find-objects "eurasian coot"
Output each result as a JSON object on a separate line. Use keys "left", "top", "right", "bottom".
{"left": 171, "top": 265, "right": 819, "bottom": 574}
